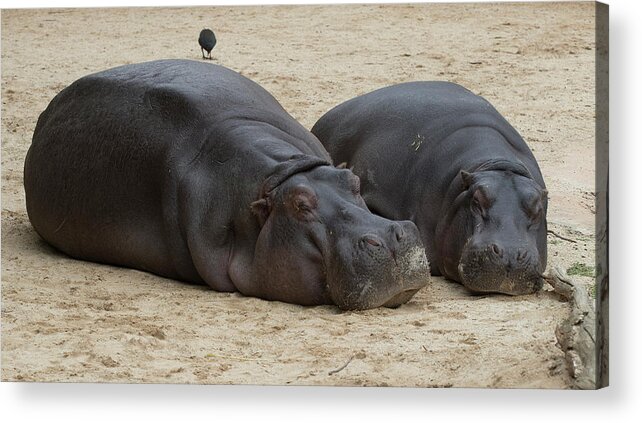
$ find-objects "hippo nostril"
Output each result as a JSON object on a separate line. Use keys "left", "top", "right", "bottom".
{"left": 360, "top": 235, "right": 382, "bottom": 249}
{"left": 516, "top": 249, "right": 528, "bottom": 263}
{"left": 366, "top": 237, "right": 381, "bottom": 247}
{"left": 388, "top": 223, "right": 404, "bottom": 242}
{"left": 490, "top": 243, "right": 503, "bottom": 258}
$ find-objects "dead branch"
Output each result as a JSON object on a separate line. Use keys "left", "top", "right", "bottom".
{"left": 547, "top": 230, "right": 578, "bottom": 243}
{"left": 328, "top": 354, "right": 355, "bottom": 376}
{"left": 546, "top": 266, "right": 596, "bottom": 389}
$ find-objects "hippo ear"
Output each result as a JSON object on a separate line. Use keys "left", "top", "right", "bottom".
{"left": 460, "top": 170, "right": 474, "bottom": 190}
{"left": 250, "top": 197, "right": 271, "bottom": 226}
{"left": 336, "top": 162, "right": 348, "bottom": 169}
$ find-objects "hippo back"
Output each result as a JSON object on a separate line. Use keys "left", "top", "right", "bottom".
{"left": 314, "top": 81, "right": 543, "bottom": 182}
{"left": 312, "top": 81, "right": 545, "bottom": 219}
{"left": 24, "top": 60, "right": 328, "bottom": 280}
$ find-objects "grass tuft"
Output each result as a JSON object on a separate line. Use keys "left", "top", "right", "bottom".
{"left": 567, "top": 262, "right": 595, "bottom": 277}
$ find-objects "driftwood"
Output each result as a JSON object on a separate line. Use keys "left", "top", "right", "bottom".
{"left": 547, "top": 229, "right": 578, "bottom": 244}
{"left": 328, "top": 354, "right": 355, "bottom": 376}
{"left": 545, "top": 266, "right": 596, "bottom": 389}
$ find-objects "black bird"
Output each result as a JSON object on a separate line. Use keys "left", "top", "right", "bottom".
{"left": 198, "top": 28, "right": 217, "bottom": 60}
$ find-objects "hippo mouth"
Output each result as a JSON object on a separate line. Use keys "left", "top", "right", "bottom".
{"left": 454, "top": 238, "right": 544, "bottom": 295}
{"left": 382, "top": 288, "right": 422, "bottom": 308}
{"left": 336, "top": 245, "right": 430, "bottom": 310}
{"left": 457, "top": 261, "right": 543, "bottom": 295}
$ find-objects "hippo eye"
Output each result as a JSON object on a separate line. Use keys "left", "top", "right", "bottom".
{"left": 351, "top": 177, "right": 361, "bottom": 195}
{"left": 471, "top": 197, "right": 485, "bottom": 218}
{"left": 528, "top": 205, "right": 543, "bottom": 227}
{"left": 525, "top": 193, "right": 545, "bottom": 227}
{"left": 470, "top": 189, "right": 490, "bottom": 218}
{"left": 295, "top": 199, "right": 312, "bottom": 212}
{"left": 290, "top": 188, "right": 318, "bottom": 221}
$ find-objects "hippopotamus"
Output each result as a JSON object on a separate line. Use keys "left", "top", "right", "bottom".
{"left": 24, "top": 60, "right": 430, "bottom": 310}
{"left": 311, "top": 81, "right": 547, "bottom": 295}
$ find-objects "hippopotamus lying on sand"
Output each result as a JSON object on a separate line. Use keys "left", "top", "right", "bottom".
{"left": 24, "top": 60, "right": 430, "bottom": 310}
{"left": 312, "top": 81, "right": 547, "bottom": 295}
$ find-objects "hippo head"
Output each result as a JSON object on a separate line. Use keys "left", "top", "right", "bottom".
{"left": 437, "top": 162, "right": 547, "bottom": 295}
{"left": 250, "top": 155, "right": 430, "bottom": 310}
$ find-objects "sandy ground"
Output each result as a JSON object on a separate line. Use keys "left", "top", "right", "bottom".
{"left": 1, "top": 3, "right": 598, "bottom": 388}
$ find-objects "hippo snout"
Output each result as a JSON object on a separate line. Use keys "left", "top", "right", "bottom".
{"left": 486, "top": 243, "right": 532, "bottom": 268}
{"left": 458, "top": 241, "right": 543, "bottom": 295}
{"left": 479, "top": 243, "right": 533, "bottom": 271}
{"left": 330, "top": 220, "right": 430, "bottom": 310}
{"left": 358, "top": 221, "right": 415, "bottom": 255}
{"left": 357, "top": 222, "right": 404, "bottom": 255}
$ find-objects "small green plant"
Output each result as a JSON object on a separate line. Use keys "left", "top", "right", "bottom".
{"left": 567, "top": 262, "right": 595, "bottom": 277}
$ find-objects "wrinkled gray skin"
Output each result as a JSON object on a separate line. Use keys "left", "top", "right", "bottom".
{"left": 24, "top": 60, "right": 429, "bottom": 310}
{"left": 312, "top": 81, "right": 547, "bottom": 295}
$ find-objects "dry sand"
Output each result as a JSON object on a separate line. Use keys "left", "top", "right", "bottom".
{"left": 1, "top": 2, "right": 598, "bottom": 388}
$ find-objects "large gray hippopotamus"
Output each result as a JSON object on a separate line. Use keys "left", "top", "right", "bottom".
{"left": 312, "top": 81, "right": 547, "bottom": 295}
{"left": 24, "top": 60, "right": 430, "bottom": 310}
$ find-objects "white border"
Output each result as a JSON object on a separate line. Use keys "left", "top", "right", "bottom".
{"left": 2, "top": 0, "right": 639, "bottom": 422}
